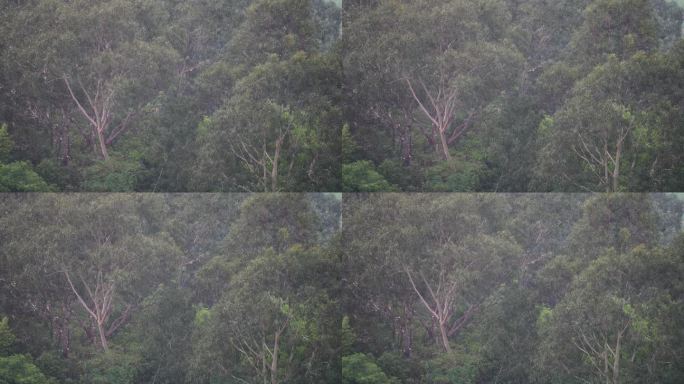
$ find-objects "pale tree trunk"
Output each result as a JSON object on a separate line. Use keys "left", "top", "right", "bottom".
{"left": 63, "top": 270, "right": 132, "bottom": 352}
{"left": 96, "top": 321, "right": 108, "bottom": 351}
{"left": 573, "top": 320, "right": 631, "bottom": 384}
{"left": 270, "top": 332, "right": 280, "bottom": 384}
{"left": 231, "top": 121, "right": 292, "bottom": 192}
{"left": 233, "top": 318, "right": 290, "bottom": 384}
{"left": 269, "top": 136, "right": 284, "bottom": 192}
{"left": 262, "top": 347, "right": 268, "bottom": 384}
{"left": 438, "top": 129, "right": 450, "bottom": 161}
{"left": 611, "top": 133, "right": 624, "bottom": 193}
{"left": 405, "top": 78, "right": 475, "bottom": 161}
{"left": 96, "top": 127, "right": 109, "bottom": 160}
{"left": 268, "top": 318, "right": 289, "bottom": 384}
{"left": 438, "top": 322, "right": 452, "bottom": 353}
{"left": 400, "top": 124, "right": 412, "bottom": 166}
{"left": 573, "top": 118, "right": 632, "bottom": 192}
{"left": 404, "top": 267, "right": 479, "bottom": 353}
{"left": 63, "top": 75, "right": 133, "bottom": 160}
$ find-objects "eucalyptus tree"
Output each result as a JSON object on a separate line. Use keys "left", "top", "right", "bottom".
{"left": 194, "top": 0, "right": 342, "bottom": 192}
{"left": 344, "top": 194, "right": 522, "bottom": 357}
{"left": 344, "top": 0, "right": 524, "bottom": 163}
{"left": 191, "top": 193, "right": 341, "bottom": 384}
{"left": 535, "top": 43, "right": 684, "bottom": 192}
{"left": 0, "top": 194, "right": 181, "bottom": 353}
{"left": 536, "top": 243, "right": 684, "bottom": 383}
{"left": 1, "top": 0, "right": 181, "bottom": 162}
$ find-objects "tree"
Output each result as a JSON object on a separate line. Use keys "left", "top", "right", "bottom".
{"left": 344, "top": 0, "right": 523, "bottom": 164}
{"left": 0, "top": 124, "right": 53, "bottom": 192}
{"left": 343, "top": 194, "right": 521, "bottom": 356}
{"left": 535, "top": 46, "right": 684, "bottom": 191}
{"left": 196, "top": 52, "right": 341, "bottom": 191}
{"left": 536, "top": 244, "right": 684, "bottom": 383}
{"left": 403, "top": 233, "right": 521, "bottom": 353}
{"left": 0, "top": 195, "right": 181, "bottom": 352}
{"left": 191, "top": 194, "right": 340, "bottom": 384}
{"left": 0, "top": 317, "right": 56, "bottom": 384}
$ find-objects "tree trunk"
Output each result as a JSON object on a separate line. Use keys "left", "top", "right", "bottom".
{"left": 438, "top": 128, "right": 450, "bottom": 160}
{"left": 57, "top": 307, "right": 71, "bottom": 358}
{"left": 613, "top": 331, "right": 622, "bottom": 384}
{"left": 271, "top": 332, "right": 280, "bottom": 384}
{"left": 401, "top": 323, "right": 412, "bottom": 358}
{"left": 59, "top": 325, "right": 71, "bottom": 358}
{"left": 612, "top": 141, "right": 622, "bottom": 193}
{"left": 97, "top": 321, "right": 109, "bottom": 352}
{"left": 401, "top": 303, "right": 413, "bottom": 358}
{"left": 96, "top": 127, "right": 109, "bottom": 160}
{"left": 438, "top": 321, "right": 451, "bottom": 353}
{"left": 401, "top": 126, "right": 412, "bottom": 166}
{"left": 262, "top": 349, "right": 268, "bottom": 384}
{"left": 271, "top": 138, "right": 282, "bottom": 192}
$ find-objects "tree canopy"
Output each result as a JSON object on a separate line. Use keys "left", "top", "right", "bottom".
{"left": 0, "top": 193, "right": 342, "bottom": 383}
{"left": 343, "top": 0, "right": 683, "bottom": 192}
{"left": 342, "top": 193, "right": 684, "bottom": 383}
{"left": 0, "top": 0, "right": 342, "bottom": 192}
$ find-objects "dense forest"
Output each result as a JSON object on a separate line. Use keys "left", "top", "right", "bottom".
{"left": 342, "top": 0, "right": 684, "bottom": 192}
{"left": 0, "top": 0, "right": 342, "bottom": 192}
{"left": 1, "top": 0, "right": 683, "bottom": 382}
{"left": 342, "top": 193, "right": 684, "bottom": 383}
{"left": 2, "top": 193, "right": 681, "bottom": 383}
{"left": 2, "top": 0, "right": 682, "bottom": 192}
{"left": 0, "top": 193, "right": 342, "bottom": 383}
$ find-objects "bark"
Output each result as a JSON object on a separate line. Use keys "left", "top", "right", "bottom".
{"left": 572, "top": 118, "right": 632, "bottom": 192}
{"left": 231, "top": 118, "right": 292, "bottom": 192}
{"left": 573, "top": 319, "right": 630, "bottom": 384}
{"left": 404, "top": 77, "right": 474, "bottom": 161}
{"left": 404, "top": 266, "right": 483, "bottom": 353}
{"left": 56, "top": 303, "right": 72, "bottom": 358}
{"left": 401, "top": 302, "right": 413, "bottom": 358}
{"left": 269, "top": 318, "right": 289, "bottom": 384}
{"left": 63, "top": 75, "right": 135, "bottom": 160}
{"left": 438, "top": 322, "right": 452, "bottom": 353}
{"left": 64, "top": 270, "right": 131, "bottom": 352}
{"left": 438, "top": 128, "right": 450, "bottom": 161}
{"left": 262, "top": 347, "right": 268, "bottom": 384}
{"left": 271, "top": 332, "right": 280, "bottom": 384}
{"left": 612, "top": 138, "right": 622, "bottom": 193}
{"left": 96, "top": 321, "right": 108, "bottom": 352}
{"left": 271, "top": 136, "right": 283, "bottom": 192}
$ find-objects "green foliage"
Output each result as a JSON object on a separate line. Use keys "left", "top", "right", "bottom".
{"left": 0, "top": 0, "right": 340, "bottom": 191}
{"left": 342, "top": 353, "right": 398, "bottom": 384}
{"left": 344, "top": 0, "right": 684, "bottom": 191}
{"left": 426, "top": 352, "right": 479, "bottom": 384}
{"left": 342, "top": 193, "right": 683, "bottom": 384}
{"left": 0, "top": 161, "right": 54, "bottom": 192}
{"left": 0, "top": 354, "right": 55, "bottom": 384}
{"left": 424, "top": 156, "right": 484, "bottom": 192}
{"left": 342, "top": 161, "right": 398, "bottom": 192}
{"left": 0, "top": 318, "right": 15, "bottom": 355}
{"left": 0, "top": 318, "right": 55, "bottom": 384}
{"left": 341, "top": 124, "right": 360, "bottom": 163}
{"left": 81, "top": 157, "right": 142, "bottom": 192}
{"left": 0, "top": 194, "right": 342, "bottom": 384}
{"left": 82, "top": 349, "right": 139, "bottom": 384}
{"left": 0, "top": 124, "right": 12, "bottom": 163}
